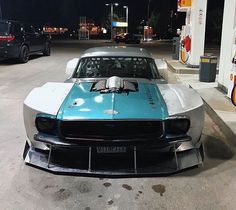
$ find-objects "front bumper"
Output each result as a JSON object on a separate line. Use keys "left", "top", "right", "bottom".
{"left": 23, "top": 133, "right": 203, "bottom": 176}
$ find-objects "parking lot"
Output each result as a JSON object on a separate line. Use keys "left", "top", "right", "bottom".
{"left": 0, "top": 40, "right": 235, "bottom": 210}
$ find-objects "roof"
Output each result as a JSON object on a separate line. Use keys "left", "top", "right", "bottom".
{"left": 0, "top": 20, "right": 21, "bottom": 24}
{"left": 81, "top": 46, "right": 153, "bottom": 58}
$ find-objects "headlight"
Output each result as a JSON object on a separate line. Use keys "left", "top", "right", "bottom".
{"left": 165, "top": 117, "right": 190, "bottom": 135}
{"left": 35, "top": 117, "right": 56, "bottom": 134}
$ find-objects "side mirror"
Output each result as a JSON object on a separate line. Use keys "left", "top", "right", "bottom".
{"left": 66, "top": 58, "right": 79, "bottom": 78}
{"left": 232, "top": 85, "right": 236, "bottom": 106}
{"left": 155, "top": 59, "right": 167, "bottom": 79}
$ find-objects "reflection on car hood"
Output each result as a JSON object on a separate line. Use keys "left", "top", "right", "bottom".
{"left": 57, "top": 81, "right": 169, "bottom": 120}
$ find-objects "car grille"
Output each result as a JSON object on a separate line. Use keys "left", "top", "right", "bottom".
{"left": 60, "top": 121, "right": 163, "bottom": 140}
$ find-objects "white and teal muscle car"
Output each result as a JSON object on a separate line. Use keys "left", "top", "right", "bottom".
{"left": 23, "top": 47, "right": 204, "bottom": 176}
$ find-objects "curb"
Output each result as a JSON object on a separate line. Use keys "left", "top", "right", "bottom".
{"left": 202, "top": 98, "right": 236, "bottom": 147}
{"left": 166, "top": 60, "right": 219, "bottom": 75}
{"left": 166, "top": 61, "right": 199, "bottom": 74}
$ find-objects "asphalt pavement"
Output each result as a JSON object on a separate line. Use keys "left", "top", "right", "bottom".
{"left": 0, "top": 40, "right": 235, "bottom": 210}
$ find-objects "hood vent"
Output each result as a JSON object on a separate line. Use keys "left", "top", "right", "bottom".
{"left": 91, "top": 76, "right": 138, "bottom": 93}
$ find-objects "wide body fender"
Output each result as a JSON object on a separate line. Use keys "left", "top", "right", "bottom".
{"left": 158, "top": 84, "right": 204, "bottom": 147}
{"left": 24, "top": 82, "right": 74, "bottom": 149}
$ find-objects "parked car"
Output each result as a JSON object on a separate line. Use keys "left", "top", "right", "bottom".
{"left": 23, "top": 46, "right": 204, "bottom": 176}
{"left": 115, "top": 33, "right": 141, "bottom": 44}
{"left": 0, "top": 20, "right": 51, "bottom": 63}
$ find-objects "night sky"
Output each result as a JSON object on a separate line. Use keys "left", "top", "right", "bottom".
{"left": 0, "top": 0, "right": 223, "bottom": 34}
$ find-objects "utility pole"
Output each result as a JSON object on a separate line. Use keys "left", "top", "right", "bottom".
{"left": 124, "top": 6, "right": 128, "bottom": 33}
{"left": 106, "top": 3, "right": 119, "bottom": 41}
{"left": 110, "top": 4, "right": 113, "bottom": 41}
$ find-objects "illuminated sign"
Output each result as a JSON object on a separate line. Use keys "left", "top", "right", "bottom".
{"left": 112, "top": 22, "right": 128, "bottom": 27}
{"left": 43, "top": 27, "right": 68, "bottom": 34}
{"left": 178, "top": 0, "right": 192, "bottom": 12}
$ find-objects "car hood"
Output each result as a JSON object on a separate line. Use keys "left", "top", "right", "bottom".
{"left": 57, "top": 82, "right": 169, "bottom": 120}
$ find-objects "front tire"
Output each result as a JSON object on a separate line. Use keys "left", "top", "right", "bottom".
{"left": 19, "top": 45, "right": 29, "bottom": 63}
{"left": 43, "top": 42, "right": 51, "bottom": 56}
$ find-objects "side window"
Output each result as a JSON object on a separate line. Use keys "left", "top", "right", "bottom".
{"left": 149, "top": 59, "right": 161, "bottom": 79}
{"left": 13, "top": 24, "right": 23, "bottom": 34}
{"left": 25, "top": 25, "right": 36, "bottom": 34}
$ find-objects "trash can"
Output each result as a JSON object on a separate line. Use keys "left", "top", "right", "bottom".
{"left": 199, "top": 55, "right": 217, "bottom": 82}
{"left": 172, "top": 37, "right": 180, "bottom": 60}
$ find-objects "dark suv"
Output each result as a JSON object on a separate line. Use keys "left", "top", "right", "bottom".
{"left": 0, "top": 20, "right": 51, "bottom": 63}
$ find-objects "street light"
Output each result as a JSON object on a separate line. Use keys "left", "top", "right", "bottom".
{"left": 106, "top": 3, "right": 119, "bottom": 41}
{"left": 123, "top": 6, "right": 128, "bottom": 33}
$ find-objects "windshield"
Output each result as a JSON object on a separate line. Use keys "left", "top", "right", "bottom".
{"left": 73, "top": 57, "right": 160, "bottom": 79}
{"left": 0, "top": 22, "right": 9, "bottom": 35}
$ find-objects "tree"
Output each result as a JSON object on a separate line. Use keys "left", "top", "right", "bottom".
{"left": 149, "top": 11, "right": 160, "bottom": 34}
{"left": 101, "top": 12, "right": 125, "bottom": 31}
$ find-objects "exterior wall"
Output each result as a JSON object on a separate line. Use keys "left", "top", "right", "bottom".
{"left": 219, "top": 0, "right": 236, "bottom": 93}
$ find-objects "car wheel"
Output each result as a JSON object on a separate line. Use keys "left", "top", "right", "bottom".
{"left": 19, "top": 45, "right": 29, "bottom": 63}
{"left": 43, "top": 42, "right": 51, "bottom": 56}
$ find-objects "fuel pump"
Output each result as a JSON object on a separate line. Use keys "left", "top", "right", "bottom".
{"left": 178, "top": 0, "right": 207, "bottom": 66}
{"left": 180, "top": 34, "right": 191, "bottom": 63}
{"left": 228, "top": 29, "right": 236, "bottom": 106}
{"left": 179, "top": 25, "right": 191, "bottom": 64}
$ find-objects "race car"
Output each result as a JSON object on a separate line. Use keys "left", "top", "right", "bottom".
{"left": 23, "top": 46, "right": 204, "bottom": 176}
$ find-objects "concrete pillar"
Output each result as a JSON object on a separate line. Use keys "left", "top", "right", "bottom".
{"left": 219, "top": 0, "right": 236, "bottom": 93}
{"left": 188, "top": 0, "right": 208, "bottom": 66}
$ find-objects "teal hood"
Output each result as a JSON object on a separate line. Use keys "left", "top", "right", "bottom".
{"left": 57, "top": 82, "right": 169, "bottom": 120}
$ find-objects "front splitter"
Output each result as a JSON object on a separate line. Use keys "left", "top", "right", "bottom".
{"left": 24, "top": 145, "right": 203, "bottom": 177}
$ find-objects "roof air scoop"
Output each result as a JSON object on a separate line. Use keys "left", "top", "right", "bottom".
{"left": 92, "top": 76, "right": 137, "bottom": 93}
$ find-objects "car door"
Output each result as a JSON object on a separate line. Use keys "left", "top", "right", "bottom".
{"left": 10, "top": 22, "right": 24, "bottom": 56}
{"left": 24, "top": 25, "right": 40, "bottom": 52}
{"left": 35, "top": 27, "right": 46, "bottom": 50}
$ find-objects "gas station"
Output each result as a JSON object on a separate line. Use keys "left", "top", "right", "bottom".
{"left": 176, "top": 0, "right": 236, "bottom": 104}
{"left": 1, "top": 0, "right": 236, "bottom": 209}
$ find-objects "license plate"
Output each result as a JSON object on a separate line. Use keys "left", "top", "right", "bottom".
{"left": 96, "top": 146, "right": 127, "bottom": 154}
